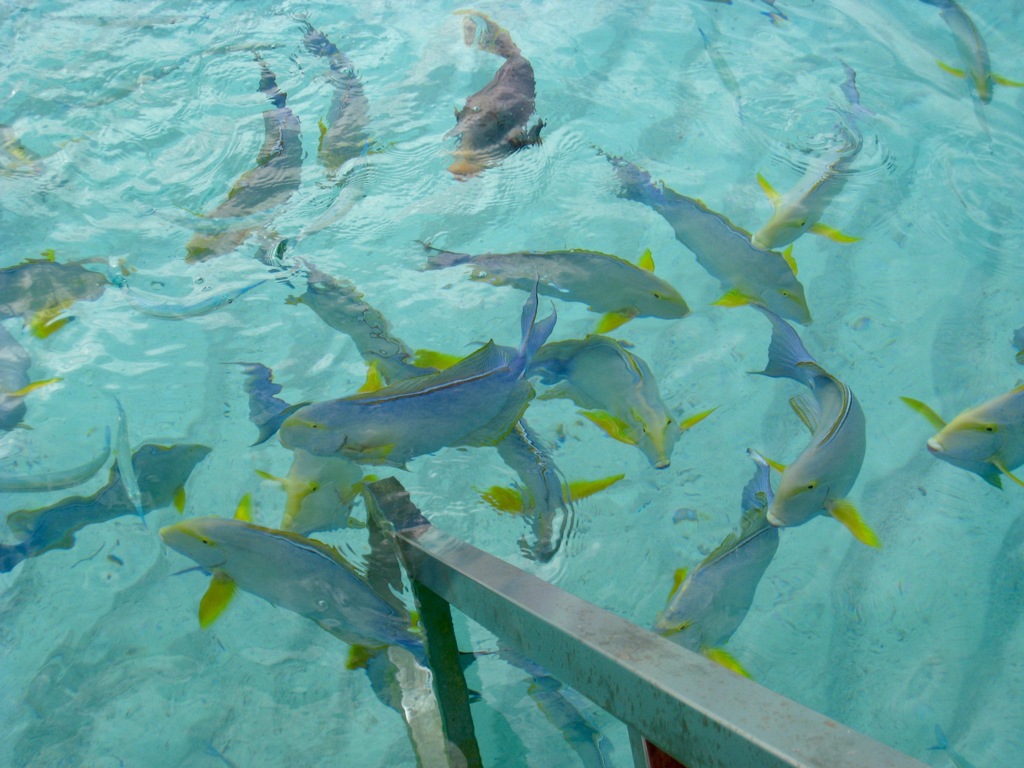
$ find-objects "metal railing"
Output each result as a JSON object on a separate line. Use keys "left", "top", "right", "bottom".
{"left": 363, "top": 477, "right": 928, "bottom": 768}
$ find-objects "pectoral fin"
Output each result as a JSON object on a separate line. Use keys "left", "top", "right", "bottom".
{"left": 667, "top": 567, "right": 688, "bottom": 602}
{"left": 233, "top": 494, "right": 253, "bottom": 523}
{"left": 992, "top": 459, "right": 1024, "bottom": 488}
{"left": 567, "top": 474, "right": 625, "bottom": 502}
{"left": 756, "top": 172, "right": 782, "bottom": 208}
{"left": 173, "top": 486, "right": 187, "bottom": 514}
{"left": 899, "top": 396, "right": 947, "bottom": 430}
{"left": 199, "top": 573, "right": 237, "bottom": 628}
{"left": 762, "top": 455, "right": 787, "bottom": 473}
{"left": 638, "top": 248, "right": 655, "bottom": 272}
{"left": 789, "top": 394, "right": 820, "bottom": 433}
{"left": 595, "top": 311, "right": 635, "bottom": 334}
{"left": 479, "top": 485, "right": 525, "bottom": 513}
{"left": 680, "top": 407, "right": 717, "bottom": 433}
{"left": 581, "top": 411, "right": 637, "bottom": 445}
{"left": 992, "top": 73, "right": 1024, "bottom": 87}
{"left": 781, "top": 245, "right": 798, "bottom": 276}
{"left": 29, "top": 303, "right": 73, "bottom": 338}
{"left": 702, "top": 647, "right": 752, "bottom": 678}
{"left": 828, "top": 499, "right": 880, "bottom": 548}
{"left": 713, "top": 289, "right": 754, "bottom": 308}
{"left": 936, "top": 60, "right": 965, "bottom": 78}
{"left": 808, "top": 222, "right": 860, "bottom": 243}
{"left": 5, "top": 377, "right": 62, "bottom": 397}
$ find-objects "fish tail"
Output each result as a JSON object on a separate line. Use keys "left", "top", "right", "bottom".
{"left": 517, "top": 284, "right": 557, "bottom": 368}
{"left": 419, "top": 241, "right": 473, "bottom": 270}
{"left": 742, "top": 449, "right": 775, "bottom": 513}
{"left": 0, "top": 543, "right": 25, "bottom": 574}
{"left": 601, "top": 151, "right": 667, "bottom": 208}
{"left": 929, "top": 724, "right": 950, "bottom": 752}
{"left": 752, "top": 306, "right": 816, "bottom": 385}
{"left": 455, "top": 10, "right": 521, "bottom": 59}
{"left": 253, "top": 53, "right": 287, "bottom": 109}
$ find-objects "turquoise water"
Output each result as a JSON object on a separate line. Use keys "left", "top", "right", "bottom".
{"left": 2, "top": 0, "right": 1024, "bottom": 765}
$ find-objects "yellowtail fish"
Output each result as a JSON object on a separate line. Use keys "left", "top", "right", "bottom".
{"left": 447, "top": 10, "right": 544, "bottom": 178}
{"left": 185, "top": 55, "right": 302, "bottom": 262}
{"left": 278, "top": 287, "right": 556, "bottom": 467}
{"left": 286, "top": 261, "right": 430, "bottom": 384}
{"left": 607, "top": 153, "right": 811, "bottom": 325}
{"left": 752, "top": 66, "right": 864, "bottom": 250}
{"left": 121, "top": 278, "right": 268, "bottom": 319}
{"left": 753, "top": 308, "right": 879, "bottom": 546}
{"left": 0, "top": 123, "right": 44, "bottom": 176}
{"left": 528, "top": 335, "right": 713, "bottom": 469}
{"left": 919, "top": 0, "right": 1024, "bottom": 104}
{"left": 901, "top": 386, "right": 1024, "bottom": 489}
{"left": 420, "top": 242, "right": 689, "bottom": 333}
{"left": 158, "top": 501, "right": 425, "bottom": 663}
{"left": 0, "top": 324, "right": 61, "bottom": 431}
{"left": 301, "top": 21, "right": 371, "bottom": 175}
{"left": 257, "top": 449, "right": 364, "bottom": 536}
{"left": 0, "top": 253, "right": 110, "bottom": 337}
{"left": 0, "top": 427, "right": 110, "bottom": 492}
{"left": 654, "top": 450, "right": 779, "bottom": 677}
{"left": 0, "top": 443, "right": 209, "bottom": 573}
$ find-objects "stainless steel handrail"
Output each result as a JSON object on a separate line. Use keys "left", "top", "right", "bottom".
{"left": 364, "top": 477, "right": 927, "bottom": 768}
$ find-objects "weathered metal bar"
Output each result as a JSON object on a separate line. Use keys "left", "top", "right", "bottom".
{"left": 365, "top": 478, "right": 927, "bottom": 768}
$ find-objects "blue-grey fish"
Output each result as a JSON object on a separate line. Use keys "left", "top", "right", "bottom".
{"left": 278, "top": 287, "right": 556, "bottom": 467}
{"left": 447, "top": 10, "right": 544, "bottom": 178}
{"left": 286, "top": 262, "right": 430, "bottom": 384}
{"left": 122, "top": 278, "right": 268, "bottom": 319}
{"left": 0, "top": 442, "right": 210, "bottom": 573}
{"left": 0, "top": 323, "right": 61, "bottom": 431}
{"left": 113, "top": 396, "right": 144, "bottom": 522}
{"left": 421, "top": 242, "right": 688, "bottom": 333}
{"left": 902, "top": 386, "right": 1024, "bottom": 489}
{"left": 301, "top": 22, "right": 370, "bottom": 175}
{"left": 185, "top": 55, "right": 302, "bottom": 262}
{"left": 607, "top": 154, "right": 811, "bottom": 325}
{"left": 929, "top": 724, "right": 977, "bottom": 768}
{"left": 754, "top": 308, "right": 878, "bottom": 546}
{"left": 0, "top": 427, "right": 110, "bottom": 492}
{"left": 528, "top": 335, "right": 713, "bottom": 469}
{"left": 918, "top": 0, "right": 1024, "bottom": 104}
{"left": 0, "top": 252, "right": 110, "bottom": 337}
{"left": 654, "top": 449, "right": 780, "bottom": 676}
{"left": 159, "top": 498, "right": 424, "bottom": 663}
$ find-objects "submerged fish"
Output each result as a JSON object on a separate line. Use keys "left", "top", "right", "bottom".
{"left": 286, "top": 262, "right": 429, "bottom": 384}
{"left": 0, "top": 254, "right": 110, "bottom": 337}
{"left": 752, "top": 66, "right": 865, "bottom": 250}
{"left": 421, "top": 242, "right": 688, "bottom": 332}
{"left": 447, "top": 10, "right": 544, "bottom": 178}
{"left": 607, "top": 154, "right": 811, "bottom": 325}
{"left": 257, "top": 449, "right": 364, "bottom": 535}
{"left": 302, "top": 21, "right": 371, "bottom": 175}
{"left": 655, "top": 450, "right": 780, "bottom": 675}
{"left": 528, "top": 335, "right": 713, "bottom": 469}
{"left": 919, "top": 0, "right": 1024, "bottom": 104}
{"left": 0, "top": 323, "right": 61, "bottom": 431}
{"left": 902, "top": 386, "right": 1024, "bottom": 489}
{"left": 753, "top": 308, "right": 878, "bottom": 546}
{"left": 159, "top": 500, "right": 424, "bottom": 662}
{"left": 928, "top": 724, "right": 977, "bottom": 768}
{"left": 0, "top": 427, "right": 111, "bottom": 492}
{"left": 0, "top": 443, "right": 210, "bottom": 573}
{"left": 278, "top": 287, "right": 556, "bottom": 467}
{"left": 122, "top": 278, "right": 268, "bottom": 319}
{"left": 185, "top": 55, "right": 302, "bottom": 262}
{"left": 0, "top": 123, "right": 44, "bottom": 176}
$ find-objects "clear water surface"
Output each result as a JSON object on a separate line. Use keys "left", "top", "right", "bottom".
{"left": 2, "top": 0, "right": 1024, "bottom": 765}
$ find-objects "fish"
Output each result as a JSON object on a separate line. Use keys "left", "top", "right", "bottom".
{"left": 753, "top": 308, "right": 879, "bottom": 546}
{"left": 928, "top": 724, "right": 977, "bottom": 768}
{"left": 654, "top": 449, "right": 780, "bottom": 676}
{"left": 699, "top": 28, "right": 744, "bottom": 119}
{"left": 158, "top": 498, "right": 424, "bottom": 664}
{"left": 606, "top": 153, "right": 811, "bottom": 325}
{"left": 420, "top": 242, "right": 689, "bottom": 333}
{"left": 301, "top": 21, "right": 371, "bottom": 175}
{"left": 483, "top": 418, "right": 623, "bottom": 562}
{"left": 113, "top": 397, "right": 144, "bottom": 522}
{"left": 185, "top": 54, "right": 302, "bottom": 262}
{"left": 901, "top": 386, "right": 1024, "bottom": 489}
{"left": 121, "top": 278, "right": 268, "bottom": 319}
{"left": 1013, "top": 325, "right": 1024, "bottom": 364}
{"left": 0, "top": 427, "right": 111, "bottom": 492}
{"left": 751, "top": 66, "right": 864, "bottom": 250}
{"left": 0, "top": 443, "right": 210, "bottom": 573}
{"left": 285, "top": 262, "right": 431, "bottom": 384}
{"left": 0, "top": 253, "right": 110, "bottom": 337}
{"left": 257, "top": 449, "right": 364, "bottom": 535}
{"left": 0, "top": 323, "right": 61, "bottom": 431}
{"left": 447, "top": 10, "right": 544, "bottom": 178}
{"left": 918, "top": 0, "right": 1024, "bottom": 104}
{"left": 0, "top": 123, "right": 44, "bottom": 176}
{"left": 528, "top": 335, "right": 713, "bottom": 469}
{"left": 278, "top": 286, "right": 556, "bottom": 467}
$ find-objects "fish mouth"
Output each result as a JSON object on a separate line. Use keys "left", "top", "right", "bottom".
{"left": 926, "top": 438, "right": 942, "bottom": 454}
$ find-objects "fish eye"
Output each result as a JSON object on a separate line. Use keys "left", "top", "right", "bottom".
{"left": 200, "top": 538, "right": 211, "bottom": 545}
{"left": 780, "top": 290, "right": 791, "bottom": 298}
